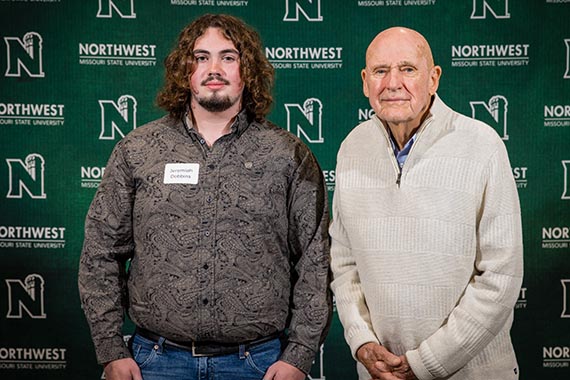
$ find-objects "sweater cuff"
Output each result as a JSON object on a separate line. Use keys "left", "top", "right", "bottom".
{"left": 407, "top": 340, "right": 453, "bottom": 380}
{"left": 347, "top": 330, "right": 380, "bottom": 360}
{"left": 94, "top": 336, "right": 132, "bottom": 365}
{"left": 406, "top": 348, "right": 434, "bottom": 380}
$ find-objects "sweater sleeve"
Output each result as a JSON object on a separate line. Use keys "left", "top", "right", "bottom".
{"left": 329, "top": 178, "right": 380, "bottom": 359}
{"left": 78, "top": 141, "right": 136, "bottom": 364}
{"left": 406, "top": 143, "right": 524, "bottom": 380}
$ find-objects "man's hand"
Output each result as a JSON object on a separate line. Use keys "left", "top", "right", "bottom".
{"left": 103, "top": 358, "right": 142, "bottom": 380}
{"left": 374, "top": 354, "right": 417, "bottom": 380}
{"left": 264, "top": 360, "right": 306, "bottom": 380}
{"left": 357, "top": 343, "right": 417, "bottom": 380}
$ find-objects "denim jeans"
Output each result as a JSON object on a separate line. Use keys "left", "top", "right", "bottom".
{"left": 130, "top": 332, "right": 282, "bottom": 380}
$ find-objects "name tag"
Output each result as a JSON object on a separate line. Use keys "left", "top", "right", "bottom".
{"left": 163, "top": 163, "right": 199, "bottom": 184}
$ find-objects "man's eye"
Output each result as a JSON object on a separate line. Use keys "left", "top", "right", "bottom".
{"left": 194, "top": 56, "right": 207, "bottom": 62}
{"left": 222, "top": 55, "right": 237, "bottom": 62}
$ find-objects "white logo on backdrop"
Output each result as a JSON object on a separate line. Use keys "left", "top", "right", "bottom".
{"left": 81, "top": 166, "right": 106, "bottom": 189}
{"left": 6, "top": 153, "right": 46, "bottom": 199}
{"left": 471, "top": 0, "right": 510, "bottom": 19}
{"left": 265, "top": 46, "right": 343, "bottom": 69}
{"left": 285, "top": 98, "right": 324, "bottom": 143}
{"left": 562, "top": 160, "right": 570, "bottom": 200}
{"left": 308, "top": 345, "right": 326, "bottom": 380}
{"left": 543, "top": 345, "right": 570, "bottom": 368}
{"left": 562, "top": 280, "right": 570, "bottom": 318}
{"left": 470, "top": 95, "right": 509, "bottom": 140}
{"left": 4, "top": 32, "right": 44, "bottom": 78}
{"left": 512, "top": 167, "right": 527, "bottom": 189}
{"left": 323, "top": 169, "right": 335, "bottom": 192}
{"left": 6, "top": 274, "right": 46, "bottom": 319}
{"left": 541, "top": 226, "right": 570, "bottom": 249}
{"left": 451, "top": 43, "right": 529, "bottom": 68}
{"left": 97, "top": 0, "right": 136, "bottom": 18}
{"left": 283, "top": 0, "right": 323, "bottom": 21}
{"left": 515, "top": 287, "right": 527, "bottom": 309}
{"left": 544, "top": 104, "right": 570, "bottom": 127}
{"left": 99, "top": 95, "right": 137, "bottom": 140}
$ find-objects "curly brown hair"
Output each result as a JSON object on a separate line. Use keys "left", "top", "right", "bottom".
{"left": 156, "top": 14, "right": 274, "bottom": 122}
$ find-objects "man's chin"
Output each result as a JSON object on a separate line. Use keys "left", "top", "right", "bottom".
{"left": 197, "top": 97, "right": 235, "bottom": 113}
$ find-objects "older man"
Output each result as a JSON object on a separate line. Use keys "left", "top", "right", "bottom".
{"left": 330, "top": 27, "right": 523, "bottom": 380}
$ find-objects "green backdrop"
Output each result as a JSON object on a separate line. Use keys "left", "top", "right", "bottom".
{"left": 1, "top": 1, "right": 569, "bottom": 379}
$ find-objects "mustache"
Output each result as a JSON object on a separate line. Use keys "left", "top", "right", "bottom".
{"left": 201, "top": 74, "right": 230, "bottom": 86}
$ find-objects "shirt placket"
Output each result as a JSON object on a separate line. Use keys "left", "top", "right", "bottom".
{"left": 196, "top": 139, "right": 225, "bottom": 339}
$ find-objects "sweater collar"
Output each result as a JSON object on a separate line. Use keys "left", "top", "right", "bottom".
{"left": 371, "top": 94, "right": 439, "bottom": 144}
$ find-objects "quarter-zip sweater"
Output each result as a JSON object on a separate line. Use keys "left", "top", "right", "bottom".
{"left": 78, "top": 111, "right": 332, "bottom": 373}
{"left": 330, "top": 95, "right": 523, "bottom": 380}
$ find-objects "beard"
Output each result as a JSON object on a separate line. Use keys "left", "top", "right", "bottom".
{"left": 195, "top": 92, "right": 239, "bottom": 113}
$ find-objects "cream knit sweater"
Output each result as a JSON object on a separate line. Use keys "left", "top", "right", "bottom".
{"left": 330, "top": 95, "right": 523, "bottom": 380}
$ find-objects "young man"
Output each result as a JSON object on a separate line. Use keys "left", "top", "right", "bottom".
{"left": 79, "top": 14, "right": 331, "bottom": 380}
{"left": 330, "top": 27, "right": 523, "bottom": 380}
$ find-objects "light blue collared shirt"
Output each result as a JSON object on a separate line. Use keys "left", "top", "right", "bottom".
{"left": 389, "top": 133, "right": 416, "bottom": 169}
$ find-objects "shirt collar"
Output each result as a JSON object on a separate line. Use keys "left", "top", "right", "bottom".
{"left": 183, "top": 108, "right": 251, "bottom": 139}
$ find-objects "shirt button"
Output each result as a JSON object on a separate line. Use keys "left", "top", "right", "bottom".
{"left": 199, "top": 139, "right": 205, "bottom": 144}
{"left": 203, "top": 264, "right": 209, "bottom": 270}
{"left": 204, "top": 231, "right": 210, "bottom": 237}
{"left": 206, "top": 196, "right": 212, "bottom": 203}
{"left": 203, "top": 298, "right": 209, "bottom": 305}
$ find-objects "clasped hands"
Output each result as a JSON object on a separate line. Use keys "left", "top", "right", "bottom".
{"left": 356, "top": 342, "right": 417, "bottom": 380}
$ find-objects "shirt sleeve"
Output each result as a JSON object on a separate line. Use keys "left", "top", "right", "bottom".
{"left": 406, "top": 142, "right": 524, "bottom": 380}
{"left": 279, "top": 147, "right": 333, "bottom": 374}
{"left": 78, "top": 141, "right": 136, "bottom": 364}
{"left": 329, "top": 174, "right": 380, "bottom": 359}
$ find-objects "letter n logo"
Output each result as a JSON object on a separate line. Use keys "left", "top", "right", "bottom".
{"left": 564, "top": 39, "right": 570, "bottom": 79}
{"left": 6, "top": 153, "right": 46, "bottom": 199}
{"left": 471, "top": 0, "right": 510, "bottom": 19}
{"left": 6, "top": 274, "right": 47, "bottom": 319}
{"left": 4, "top": 32, "right": 45, "bottom": 78}
{"left": 97, "top": 0, "right": 136, "bottom": 19}
{"left": 285, "top": 98, "right": 324, "bottom": 144}
{"left": 284, "top": 0, "right": 322, "bottom": 22}
{"left": 470, "top": 95, "right": 509, "bottom": 140}
{"left": 99, "top": 95, "right": 137, "bottom": 140}
{"left": 308, "top": 345, "right": 326, "bottom": 380}
{"left": 562, "top": 279, "right": 570, "bottom": 318}
{"left": 562, "top": 161, "right": 570, "bottom": 200}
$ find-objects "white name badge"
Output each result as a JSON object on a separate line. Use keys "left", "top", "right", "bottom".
{"left": 163, "top": 163, "right": 200, "bottom": 184}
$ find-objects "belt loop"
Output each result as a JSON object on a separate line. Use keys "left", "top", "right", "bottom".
{"left": 155, "top": 337, "right": 166, "bottom": 354}
{"left": 238, "top": 344, "right": 247, "bottom": 359}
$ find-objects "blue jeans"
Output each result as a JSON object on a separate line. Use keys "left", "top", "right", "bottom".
{"left": 130, "top": 333, "right": 282, "bottom": 380}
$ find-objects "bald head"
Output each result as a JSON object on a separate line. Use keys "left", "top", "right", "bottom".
{"left": 366, "top": 27, "right": 435, "bottom": 69}
{"left": 361, "top": 26, "right": 442, "bottom": 134}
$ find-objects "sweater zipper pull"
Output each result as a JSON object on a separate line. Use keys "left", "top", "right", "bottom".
{"left": 396, "top": 171, "right": 402, "bottom": 187}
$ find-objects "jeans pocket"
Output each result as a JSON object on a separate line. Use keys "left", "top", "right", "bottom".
{"left": 244, "top": 338, "right": 281, "bottom": 375}
{"left": 131, "top": 334, "right": 159, "bottom": 369}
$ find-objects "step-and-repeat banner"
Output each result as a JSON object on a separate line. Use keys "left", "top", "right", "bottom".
{"left": 1, "top": 1, "right": 569, "bottom": 379}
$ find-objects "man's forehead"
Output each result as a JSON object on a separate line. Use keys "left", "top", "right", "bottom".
{"left": 192, "top": 47, "right": 239, "bottom": 54}
{"left": 366, "top": 47, "right": 423, "bottom": 65}
{"left": 193, "top": 27, "right": 238, "bottom": 50}
{"left": 366, "top": 29, "right": 433, "bottom": 67}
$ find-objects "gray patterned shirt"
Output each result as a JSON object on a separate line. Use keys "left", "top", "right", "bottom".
{"left": 78, "top": 111, "right": 332, "bottom": 373}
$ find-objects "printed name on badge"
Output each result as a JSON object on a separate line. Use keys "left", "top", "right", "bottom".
{"left": 164, "top": 163, "right": 200, "bottom": 184}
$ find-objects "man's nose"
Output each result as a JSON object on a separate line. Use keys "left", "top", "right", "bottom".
{"left": 208, "top": 58, "right": 223, "bottom": 76}
{"left": 385, "top": 68, "right": 402, "bottom": 89}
